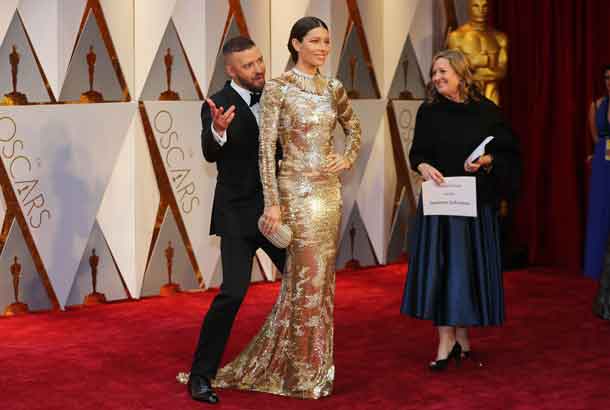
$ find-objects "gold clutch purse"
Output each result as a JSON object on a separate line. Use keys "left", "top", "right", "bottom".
{"left": 257, "top": 216, "right": 293, "bottom": 249}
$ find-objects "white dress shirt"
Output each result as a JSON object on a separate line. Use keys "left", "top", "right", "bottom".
{"left": 211, "top": 80, "right": 261, "bottom": 146}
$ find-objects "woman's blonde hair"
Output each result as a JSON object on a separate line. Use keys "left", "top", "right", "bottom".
{"left": 425, "top": 49, "right": 481, "bottom": 103}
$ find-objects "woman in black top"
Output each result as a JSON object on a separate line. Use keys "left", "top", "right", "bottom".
{"left": 400, "top": 49, "right": 520, "bottom": 371}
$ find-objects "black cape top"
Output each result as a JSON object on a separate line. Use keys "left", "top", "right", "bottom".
{"left": 409, "top": 95, "right": 521, "bottom": 205}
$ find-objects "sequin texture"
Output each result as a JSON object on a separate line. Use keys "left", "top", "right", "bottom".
{"left": 210, "top": 69, "right": 361, "bottom": 399}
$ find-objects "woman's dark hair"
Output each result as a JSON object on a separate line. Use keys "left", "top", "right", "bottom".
{"left": 603, "top": 64, "right": 610, "bottom": 77}
{"left": 287, "top": 17, "right": 328, "bottom": 63}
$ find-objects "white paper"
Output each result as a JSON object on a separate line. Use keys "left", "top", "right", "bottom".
{"left": 465, "top": 136, "right": 495, "bottom": 164}
{"left": 422, "top": 177, "right": 477, "bottom": 217}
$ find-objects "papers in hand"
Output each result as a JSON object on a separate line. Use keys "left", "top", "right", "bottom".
{"left": 465, "top": 136, "right": 494, "bottom": 164}
{"left": 422, "top": 176, "right": 477, "bottom": 217}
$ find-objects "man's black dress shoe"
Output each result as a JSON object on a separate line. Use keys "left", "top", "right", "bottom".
{"left": 188, "top": 375, "right": 219, "bottom": 404}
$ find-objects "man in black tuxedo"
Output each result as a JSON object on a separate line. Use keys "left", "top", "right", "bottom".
{"left": 187, "top": 37, "right": 285, "bottom": 405}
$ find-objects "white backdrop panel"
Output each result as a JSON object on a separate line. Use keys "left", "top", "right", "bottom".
{"left": 330, "top": 0, "right": 348, "bottom": 76}
{"left": 0, "top": 220, "right": 52, "bottom": 312}
{"left": 356, "top": 109, "right": 396, "bottom": 264}
{"left": 141, "top": 207, "right": 199, "bottom": 297}
{"left": 204, "top": 0, "right": 230, "bottom": 93}
{"left": 134, "top": 114, "right": 160, "bottom": 298}
{"left": 0, "top": 102, "right": 136, "bottom": 308}
{"left": 66, "top": 220, "right": 128, "bottom": 306}
{"left": 18, "top": 0, "right": 60, "bottom": 98}
{"left": 134, "top": 0, "right": 177, "bottom": 100}
{"left": 355, "top": 0, "right": 382, "bottom": 91}
{"left": 269, "top": 0, "right": 331, "bottom": 78}
{"left": 334, "top": 100, "right": 386, "bottom": 243}
{"left": 58, "top": 0, "right": 87, "bottom": 89}
{"left": 336, "top": 26, "right": 378, "bottom": 99}
{"left": 140, "top": 20, "right": 200, "bottom": 101}
{"left": 392, "top": 99, "right": 424, "bottom": 201}
{"left": 256, "top": 249, "right": 280, "bottom": 282}
{"left": 242, "top": 0, "right": 271, "bottom": 77}
{"left": 0, "top": 12, "right": 52, "bottom": 103}
{"left": 143, "top": 101, "right": 220, "bottom": 288}
{"left": 382, "top": 0, "right": 419, "bottom": 96}
{"left": 99, "top": 0, "right": 134, "bottom": 97}
{"left": 410, "top": 0, "right": 436, "bottom": 83}
{"left": 336, "top": 203, "right": 378, "bottom": 269}
{"left": 97, "top": 115, "right": 154, "bottom": 297}
{"left": 0, "top": 1, "right": 20, "bottom": 46}
{"left": 269, "top": 0, "right": 309, "bottom": 78}
{"left": 59, "top": 11, "right": 123, "bottom": 101}
{"left": 172, "top": 0, "right": 205, "bottom": 95}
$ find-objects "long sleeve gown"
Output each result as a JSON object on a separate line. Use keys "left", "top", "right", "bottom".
{"left": 212, "top": 68, "right": 361, "bottom": 399}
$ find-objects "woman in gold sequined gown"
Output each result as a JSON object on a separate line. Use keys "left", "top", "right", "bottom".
{"left": 212, "top": 17, "right": 361, "bottom": 399}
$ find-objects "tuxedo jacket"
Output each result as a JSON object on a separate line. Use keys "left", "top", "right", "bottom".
{"left": 201, "top": 82, "right": 279, "bottom": 238}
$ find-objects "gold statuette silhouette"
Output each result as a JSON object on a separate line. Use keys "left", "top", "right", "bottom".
{"left": 2, "top": 45, "right": 28, "bottom": 105}
{"left": 4, "top": 256, "right": 29, "bottom": 316}
{"left": 84, "top": 248, "right": 106, "bottom": 305}
{"left": 345, "top": 223, "right": 361, "bottom": 270}
{"left": 398, "top": 59, "right": 414, "bottom": 100}
{"left": 160, "top": 241, "right": 181, "bottom": 296}
{"left": 159, "top": 48, "right": 180, "bottom": 101}
{"left": 347, "top": 55, "right": 360, "bottom": 99}
{"left": 447, "top": 0, "right": 508, "bottom": 105}
{"left": 80, "top": 45, "right": 104, "bottom": 103}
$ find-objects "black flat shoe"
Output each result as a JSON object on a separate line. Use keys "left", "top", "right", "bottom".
{"left": 429, "top": 342, "right": 462, "bottom": 372}
{"left": 188, "top": 375, "right": 219, "bottom": 404}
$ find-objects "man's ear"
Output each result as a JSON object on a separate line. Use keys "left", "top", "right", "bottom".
{"left": 225, "top": 63, "right": 235, "bottom": 79}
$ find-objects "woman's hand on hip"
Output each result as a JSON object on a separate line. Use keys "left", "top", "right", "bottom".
{"left": 262, "top": 205, "right": 281, "bottom": 235}
{"left": 417, "top": 163, "right": 444, "bottom": 185}
{"left": 324, "top": 153, "right": 350, "bottom": 174}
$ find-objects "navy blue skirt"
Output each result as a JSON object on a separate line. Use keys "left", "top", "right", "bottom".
{"left": 400, "top": 201, "right": 504, "bottom": 326}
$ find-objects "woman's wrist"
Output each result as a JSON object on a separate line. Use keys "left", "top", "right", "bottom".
{"left": 478, "top": 154, "right": 493, "bottom": 165}
{"left": 481, "top": 154, "right": 493, "bottom": 172}
{"left": 264, "top": 202, "right": 280, "bottom": 210}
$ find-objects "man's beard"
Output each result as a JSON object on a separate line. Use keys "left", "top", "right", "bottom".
{"left": 235, "top": 73, "right": 265, "bottom": 92}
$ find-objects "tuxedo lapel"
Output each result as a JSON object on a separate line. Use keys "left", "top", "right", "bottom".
{"left": 225, "top": 83, "right": 259, "bottom": 138}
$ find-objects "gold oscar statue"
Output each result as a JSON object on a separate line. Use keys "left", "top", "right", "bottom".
{"left": 398, "top": 58, "right": 414, "bottom": 100}
{"left": 80, "top": 45, "right": 104, "bottom": 103}
{"left": 84, "top": 248, "right": 106, "bottom": 305}
{"left": 160, "top": 241, "right": 181, "bottom": 296}
{"left": 159, "top": 48, "right": 180, "bottom": 101}
{"left": 347, "top": 55, "right": 360, "bottom": 99}
{"left": 4, "top": 256, "right": 29, "bottom": 316}
{"left": 345, "top": 223, "right": 361, "bottom": 270}
{"left": 2, "top": 45, "right": 28, "bottom": 105}
{"left": 447, "top": 0, "right": 508, "bottom": 106}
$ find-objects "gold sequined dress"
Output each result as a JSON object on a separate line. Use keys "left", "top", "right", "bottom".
{"left": 211, "top": 69, "right": 361, "bottom": 399}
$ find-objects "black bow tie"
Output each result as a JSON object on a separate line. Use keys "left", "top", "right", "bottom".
{"left": 250, "top": 92, "right": 261, "bottom": 107}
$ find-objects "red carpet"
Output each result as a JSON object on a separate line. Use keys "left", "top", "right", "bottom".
{"left": 1, "top": 264, "right": 609, "bottom": 410}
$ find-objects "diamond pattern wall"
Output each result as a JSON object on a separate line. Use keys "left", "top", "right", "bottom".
{"left": 0, "top": 0, "right": 466, "bottom": 313}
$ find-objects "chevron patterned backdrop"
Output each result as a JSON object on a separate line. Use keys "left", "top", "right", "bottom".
{"left": 0, "top": 0, "right": 469, "bottom": 314}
